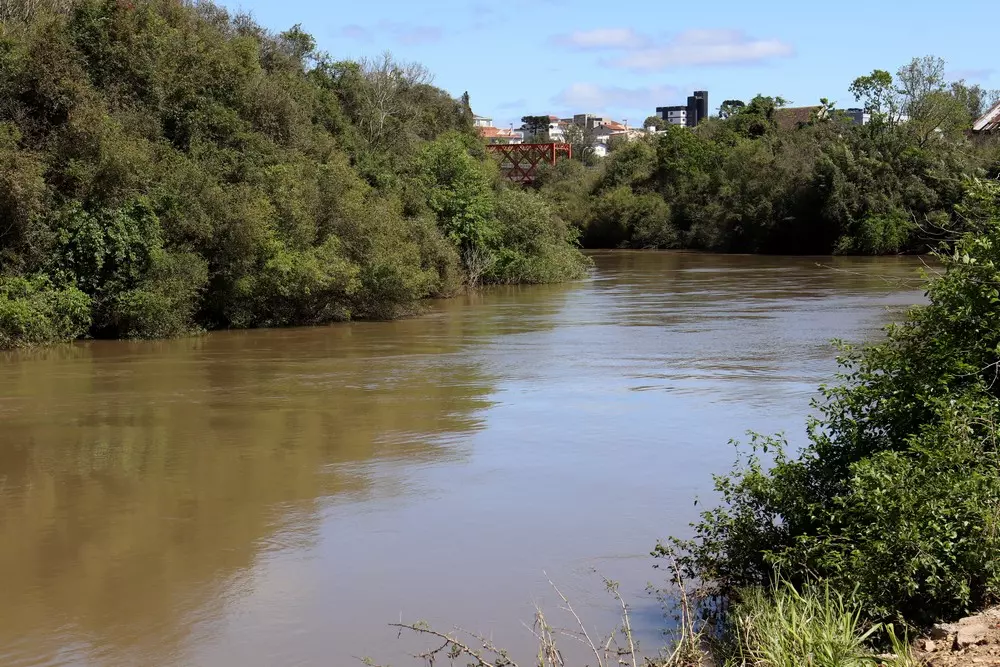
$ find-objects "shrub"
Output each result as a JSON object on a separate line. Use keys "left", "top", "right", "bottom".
{"left": 486, "top": 188, "right": 589, "bottom": 285}
{"left": 835, "top": 209, "right": 915, "bottom": 254}
{"left": 418, "top": 132, "right": 498, "bottom": 259}
{"left": 587, "top": 186, "right": 676, "bottom": 248}
{"left": 665, "top": 179, "right": 1000, "bottom": 629}
{"left": 0, "top": 274, "right": 91, "bottom": 347}
{"left": 230, "top": 238, "right": 359, "bottom": 328}
{"left": 717, "top": 582, "right": 914, "bottom": 667}
{"left": 103, "top": 250, "right": 208, "bottom": 338}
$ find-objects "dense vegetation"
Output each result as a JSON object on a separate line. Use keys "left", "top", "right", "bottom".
{"left": 535, "top": 58, "right": 1000, "bottom": 254}
{"left": 663, "top": 177, "right": 1000, "bottom": 633}
{"left": 0, "top": 0, "right": 586, "bottom": 347}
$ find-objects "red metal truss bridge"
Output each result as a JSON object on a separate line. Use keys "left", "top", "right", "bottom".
{"left": 485, "top": 143, "right": 572, "bottom": 184}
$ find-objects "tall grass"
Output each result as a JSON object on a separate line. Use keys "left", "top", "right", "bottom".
{"left": 717, "top": 582, "right": 915, "bottom": 667}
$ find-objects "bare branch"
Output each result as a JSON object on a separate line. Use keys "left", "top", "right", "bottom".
{"left": 388, "top": 623, "right": 505, "bottom": 667}
{"left": 544, "top": 572, "right": 605, "bottom": 667}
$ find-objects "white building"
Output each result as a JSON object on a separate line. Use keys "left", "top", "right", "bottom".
{"left": 474, "top": 115, "right": 524, "bottom": 144}
{"left": 657, "top": 106, "right": 688, "bottom": 127}
{"left": 547, "top": 116, "right": 566, "bottom": 142}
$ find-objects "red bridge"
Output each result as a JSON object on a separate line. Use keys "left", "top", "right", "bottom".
{"left": 485, "top": 143, "right": 572, "bottom": 184}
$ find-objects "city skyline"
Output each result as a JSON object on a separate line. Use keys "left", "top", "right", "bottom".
{"left": 216, "top": 0, "right": 992, "bottom": 128}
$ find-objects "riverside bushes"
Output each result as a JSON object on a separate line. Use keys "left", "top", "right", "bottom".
{"left": 0, "top": 275, "right": 90, "bottom": 347}
{"left": 664, "top": 178, "right": 1000, "bottom": 629}
{"left": 0, "top": 0, "right": 585, "bottom": 347}
{"left": 535, "top": 65, "right": 1000, "bottom": 254}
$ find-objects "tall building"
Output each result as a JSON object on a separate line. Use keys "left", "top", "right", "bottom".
{"left": 657, "top": 90, "right": 708, "bottom": 128}
{"left": 687, "top": 90, "right": 708, "bottom": 127}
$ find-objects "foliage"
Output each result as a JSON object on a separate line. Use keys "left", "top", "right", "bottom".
{"left": 0, "top": 0, "right": 584, "bottom": 347}
{"left": 834, "top": 209, "right": 915, "bottom": 255}
{"left": 486, "top": 188, "right": 589, "bottom": 284}
{"left": 535, "top": 56, "right": 999, "bottom": 254}
{"left": 644, "top": 115, "right": 666, "bottom": 131}
{"left": 718, "top": 100, "right": 746, "bottom": 119}
{"left": 0, "top": 274, "right": 90, "bottom": 347}
{"left": 662, "top": 179, "right": 1000, "bottom": 629}
{"left": 717, "top": 582, "right": 915, "bottom": 667}
{"left": 587, "top": 186, "right": 675, "bottom": 248}
{"left": 419, "top": 132, "right": 497, "bottom": 257}
{"left": 520, "top": 114, "right": 551, "bottom": 142}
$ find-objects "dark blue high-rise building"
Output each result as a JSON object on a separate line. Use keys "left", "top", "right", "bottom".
{"left": 656, "top": 90, "right": 709, "bottom": 128}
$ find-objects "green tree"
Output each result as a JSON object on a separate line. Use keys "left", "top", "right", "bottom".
{"left": 520, "top": 115, "right": 551, "bottom": 142}
{"left": 419, "top": 133, "right": 497, "bottom": 279}
{"left": 0, "top": 0, "right": 584, "bottom": 347}
{"left": 718, "top": 99, "right": 746, "bottom": 119}
{"left": 850, "top": 69, "right": 902, "bottom": 128}
{"left": 643, "top": 115, "right": 666, "bottom": 131}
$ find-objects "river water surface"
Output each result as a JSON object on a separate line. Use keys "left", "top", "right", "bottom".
{"left": 0, "top": 252, "right": 927, "bottom": 666}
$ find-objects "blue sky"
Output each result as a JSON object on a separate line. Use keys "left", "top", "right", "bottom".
{"left": 223, "top": 0, "right": 993, "bottom": 128}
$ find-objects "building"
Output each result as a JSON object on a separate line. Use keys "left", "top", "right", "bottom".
{"left": 687, "top": 90, "right": 709, "bottom": 126}
{"left": 547, "top": 115, "right": 567, "bottom": 142}
{"left": 845, "top": 108, "right": 871, "bottom": 126}
{"left": 572, "top": 113, "right": 607, "bottom": 130}
{"left": 656, "top": 105, "right": 688, "bottom": 127}
{"left": 474, "top": 116, "right": 524, "bottom": 144}
{"left": 774, "top": 105, "right": 826, "bottom": 131}
{"left": 973, "top": 101, "right": 1000, "bottom": 134}
{"left": 656, "top": 90, "right": 709, "bottom": 128}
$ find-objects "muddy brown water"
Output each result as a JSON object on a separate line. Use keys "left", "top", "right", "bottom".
{"left": 0, "top": 252, "right": 927, "bottom": 666}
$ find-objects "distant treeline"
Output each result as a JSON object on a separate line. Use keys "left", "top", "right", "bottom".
{"left": 534, "top": 62, "right": 1000, "bottom": 255}
{"left": 0, "top": 0, "right": 587, "bottom": 347}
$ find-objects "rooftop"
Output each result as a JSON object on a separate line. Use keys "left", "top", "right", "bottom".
{"left": 477, "top": 126, "right": 522, "bottom": 139}
{"left": 774, "top": 105, "right": 824, "bottom": 130}
{"left": 973, "top": 101, "right": 1000, "bottom": 133}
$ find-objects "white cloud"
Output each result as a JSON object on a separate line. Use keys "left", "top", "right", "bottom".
{"left": 552, "top": 83, "right": 683, "bottom": 113}
{"left": 610, "top": 30, "right": 793, "bottom": 70}
{"left": 339, "top": 21, "right": 443, "bottom": 46}
{"left": 551, "top": 27, "right": 793, "bottom": 70}
{"left": 553, "top": 28, "right": 645, "bottom": 50}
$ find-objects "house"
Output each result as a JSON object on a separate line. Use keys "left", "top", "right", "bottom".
{"left": 474, "top": 116, "right": 524, "bottom": 144}
{"left": 547, "top": 115, "right": 567, "bottom": 142}
{"left": 572, "top": 114, "right": 607, "bottom": 130}
{"left": 773, "top": 105, "right": 827, "bottom": 131}
{"left": 973, "top": 101, "right": 1000, "bottom": 134}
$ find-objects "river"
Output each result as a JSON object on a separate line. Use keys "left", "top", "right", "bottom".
{"left": 0, "top": 251, "right": 927, "bottom": 667}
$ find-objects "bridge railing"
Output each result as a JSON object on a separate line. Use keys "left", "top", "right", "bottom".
{"left": 485, "top": 143, "right": 572, "bottom": 184}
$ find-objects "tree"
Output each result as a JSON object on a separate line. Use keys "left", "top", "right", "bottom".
{"left": 896, "top": 57, "right": 972, "bottom": 144}
{"left": 644, "top": 115, "right": 666, "bottom": 131}
{"left": 355, "top": 51, "right": 433, "bottom": 147}
{"left": 564, "top": 124, "right": 596, "bottom": 161}
{"left": 718, "top": 99, "right": 746, "bottom": 119}
{"left": 722, "top": 95, "right": 787, "bottom": 138}
{"left": 850, "top": 69, "right": 902, "bottom": 127}
{"left": 520, "top": 115, "right": 551, "bottom": 142}
{"left": 950, "top": 81, "right": 1000, "bottom": 122}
